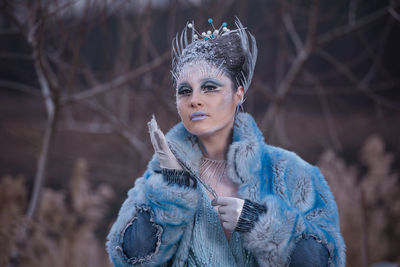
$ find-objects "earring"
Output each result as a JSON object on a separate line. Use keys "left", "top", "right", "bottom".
{"left": 236, "top": 95, "right": 244, "bottom": 114}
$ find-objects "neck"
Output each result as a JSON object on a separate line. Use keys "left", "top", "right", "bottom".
{"left": 198, "top": 122, "right": 234, "bottom": 160}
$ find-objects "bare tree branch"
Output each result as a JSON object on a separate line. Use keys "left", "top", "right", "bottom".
{"left": 0, "top": 52, "right": 32, "bottom": 61}
{"left": 389, "top": 6, "right": 400, "bottom": 22}
{"left": 304, "top": 71, "right": 342, "bottom": 150}
{"left": 83, "top": 100, "right": 149, "bottom": 154}
{"left": 261, "top": 0, "right": 319, "bottom": 133}
{"left": 0, "top": 28, "right": 19, "bottom": 34}
{"left": 317, "top": 6, "right": 388, "bottom": 46}
{"left": 59, "top": 121, "right": 114, "bottom": 134}
{"left": 270, "top": 109, "right": 291, "bottom": 146}
{"left": 0, "top": 80, "right": 41, "bottom": 96}
{"left": 44, "top": 0, "right": 83, "bottom": 20}
{"left": 258, "top": 3, "right": 395, "bottom": 135}
{"left": 26, "top": 107, "right": 59, "bottom": 219}
{"left": 317, "top": 49, "right": 400, "bottom": 111}
{"left": 4, "top": 2, "right": 62, "bottom": 219}
{"left": 26, "top": 21, "right": 60, "bottom": 219}
{"left": 61, "top": 51, "right": 169, "bottom": 106}
{"left": 283, "top": 12, "right": 304, "bottom": 54}
{"left": 114, "top": 16, "right": 138, "bottom": 124}
{"left": 253, "top": 81, "right": 276, "bottom": 102}
{"left": 348, "top": 0, "right": 359, "bottom": 25}
{"left": 360, "top": 18, "right": 393, "bottom": 86}
{"left": 30, "top": 23, "right": 58, "bottom": 117}
{"left": 275, "top": 7, "right": 288, "bottom": 88}
{"left": 290, "top": 80, "right": 400, "bottom": 95}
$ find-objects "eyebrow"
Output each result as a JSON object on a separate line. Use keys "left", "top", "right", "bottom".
{"left": 176, "top": 82, "right": 191, "bottom": 90}
{"left": 200, "top": 78, "right": 224, "bottom": 87}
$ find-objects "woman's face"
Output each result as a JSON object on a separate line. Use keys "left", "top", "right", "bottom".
{"left": 176, "top": 61, "right": 243, "bottom": 138}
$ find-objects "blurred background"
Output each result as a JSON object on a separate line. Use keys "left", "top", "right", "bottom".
{"left": 1, "top": 0, "right": 399, "bottom": 266}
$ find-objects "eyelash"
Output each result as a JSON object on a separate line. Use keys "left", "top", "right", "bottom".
{"left": 177, "top": 87, "right": 192, "bottom": 95}
{"left": 202, "top": 85, "right": 218, "bottom": 92}
{"left": 177, "top": 84, "right": 219, "bottom": 96}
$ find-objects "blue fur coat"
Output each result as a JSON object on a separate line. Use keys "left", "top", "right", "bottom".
{"left": 106, "top": 112, "right": 346, "bottom": 266}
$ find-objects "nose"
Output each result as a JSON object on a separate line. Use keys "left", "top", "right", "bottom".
{"left": 190, "top": 89, "right": 203, "bottom": 108}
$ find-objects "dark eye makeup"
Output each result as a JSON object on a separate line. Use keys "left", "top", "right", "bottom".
{"left": 177, "top": 83, "right": 192, "bottom": 95}
{"left": 202, "top": 85, "right": 217, "bottom": 92}
{"left": 176, "top": 78, "right": 223, "bottom": 96}
{"left": 200, "top": 79, "right": 223, "bottom": 92}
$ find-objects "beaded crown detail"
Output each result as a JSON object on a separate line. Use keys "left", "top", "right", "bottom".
{"left": 188, "top": 18, "right": 231, "bottom": 41}
{"left": 171, "top": 17, "right": 258, "bottom": 94}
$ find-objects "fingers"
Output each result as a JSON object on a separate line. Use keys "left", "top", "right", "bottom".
{"left": 217, "top": 204, "right": 241, "bottom": 218}
{"left": 148, "top": 115, "right": 169, "bottom": 153}
{"left": 148, "top": 116, "right": 161, "bottom": 152}
{"left": 222, "top": 221, "right": 235, "bottom": 231}
{"left": 212, "top": 197, "right": 240, "bottom": 216}
{"left": 218, "top": 205, "right": 228, "bottom": 216}
{"left": 154, "top": 128, "right": 170, "bottom": 152}
{"left": 212, "top": 196, "right": 235, "bottom": 206}
{"left": 212, "top": 196, "right": 244, "bottom": 232}
{"left": 147, "top": 115, "right": 183, "bottom": 170}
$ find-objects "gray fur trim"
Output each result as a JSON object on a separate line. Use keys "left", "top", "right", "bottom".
{"left": 241, "top": 195, "right": 298, "bottom": 267}
{"left": 171, "top": 216, "right": 196, "bottom": 267}
{"left": 107, "top": 112, "right": 345, "bottom": 266}
{"left": 145, "top": 173, "right": 199, "bottom": 226}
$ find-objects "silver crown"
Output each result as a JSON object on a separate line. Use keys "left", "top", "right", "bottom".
{"left": 172, "top": 18, "right": 258, "bottom": 95}
{"left": 187, "top": 18, "right": 230, "bottom": 41}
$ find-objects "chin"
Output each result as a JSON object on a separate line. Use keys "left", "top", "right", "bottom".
{"left": 184, "top": 124, "right": 209, "bottom": 137}
{"left": 184, "top": 121, "right": 226, "bottom": 138}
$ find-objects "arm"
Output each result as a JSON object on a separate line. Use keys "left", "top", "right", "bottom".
{"left": 106, "top": 117, "right": 198, "bottom": 266}
{"left": 238, "top": 150, "right": 345, "bottom": 267}
{"left": 106, "top": 165, "right": 198, "bottom": 267}
{"left": 235, "top": 199, "right": 330, "bottom": 267}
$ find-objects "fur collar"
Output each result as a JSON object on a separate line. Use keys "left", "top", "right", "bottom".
{"left": 165, "top": 112, "right": 265, "bottom": 187}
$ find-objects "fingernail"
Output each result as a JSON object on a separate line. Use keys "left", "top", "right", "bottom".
{"left": 211, "top": 198, "right": 218, "bottom": 206}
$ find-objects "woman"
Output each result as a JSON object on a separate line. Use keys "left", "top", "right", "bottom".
{"left": 106, "top": 19, "right": 345, "bottom": 267}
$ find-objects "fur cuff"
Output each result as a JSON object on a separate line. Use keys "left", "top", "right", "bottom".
{"left": 242, "top": 195, "right": 298, "bottom": 266}
{"left": 162, "top": 169, "right": 197, "bottom": 188}
{"left": 145, "top": 173, "right": 199, "bottom": 226}
{"left": 235, "top": 199, "right": 267, "bottom": 232}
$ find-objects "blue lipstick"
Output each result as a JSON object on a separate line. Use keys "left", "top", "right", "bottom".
{"left": 190, "top": 111, "right": 208, "bottom": 121}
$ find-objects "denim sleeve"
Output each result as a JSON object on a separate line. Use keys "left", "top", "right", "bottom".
{"left": 235, "top": 200, "right": 329, "bottom": 266}
{"left": 122, "top": 209, "right": 159, "bottom": 260}
{"left": 121, "top": 169, "right": 196, "bottom": 263}
{"left": 289, "top": 237, "right": 330, "bottom": 267}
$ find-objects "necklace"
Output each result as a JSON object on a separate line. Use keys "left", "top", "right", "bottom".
{"left": 199, "top": 157, "right": 228, "bottom": 198}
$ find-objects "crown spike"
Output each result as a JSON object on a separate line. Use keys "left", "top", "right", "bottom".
{"left": 185, "top": 19, "right": 230, "bottom": 42}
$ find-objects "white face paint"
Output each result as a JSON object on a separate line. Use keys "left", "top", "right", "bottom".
{"left": 175, "top": 60, "right": 242, "bottom": 138}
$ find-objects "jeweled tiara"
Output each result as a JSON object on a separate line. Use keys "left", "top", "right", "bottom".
{"left": 188, "top": 18, "right": 231, "bottom": 40}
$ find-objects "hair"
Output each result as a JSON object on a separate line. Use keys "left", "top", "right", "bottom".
{"left": 171, "top": 18, "right": 257, "bottom": 94}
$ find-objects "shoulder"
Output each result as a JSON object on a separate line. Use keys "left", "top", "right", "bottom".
{"left": 263, "top": 144, "right": 317, "bottom": 174}
{"left": 262, "top": 143, "right": 325, "bottom": 191}
{"left": 228, "top": 113, "right": 319, "bottom": 186}
{"left": 261, "top": 144, "right": 335, "bottom": 211}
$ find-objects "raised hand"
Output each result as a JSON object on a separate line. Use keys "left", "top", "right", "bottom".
{"left": 148, "top": 116, "right": 182, "bottom": 170}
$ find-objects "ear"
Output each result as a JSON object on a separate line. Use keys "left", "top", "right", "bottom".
{"left": 235, "top": 86, "right": 245, "bottom": 105}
